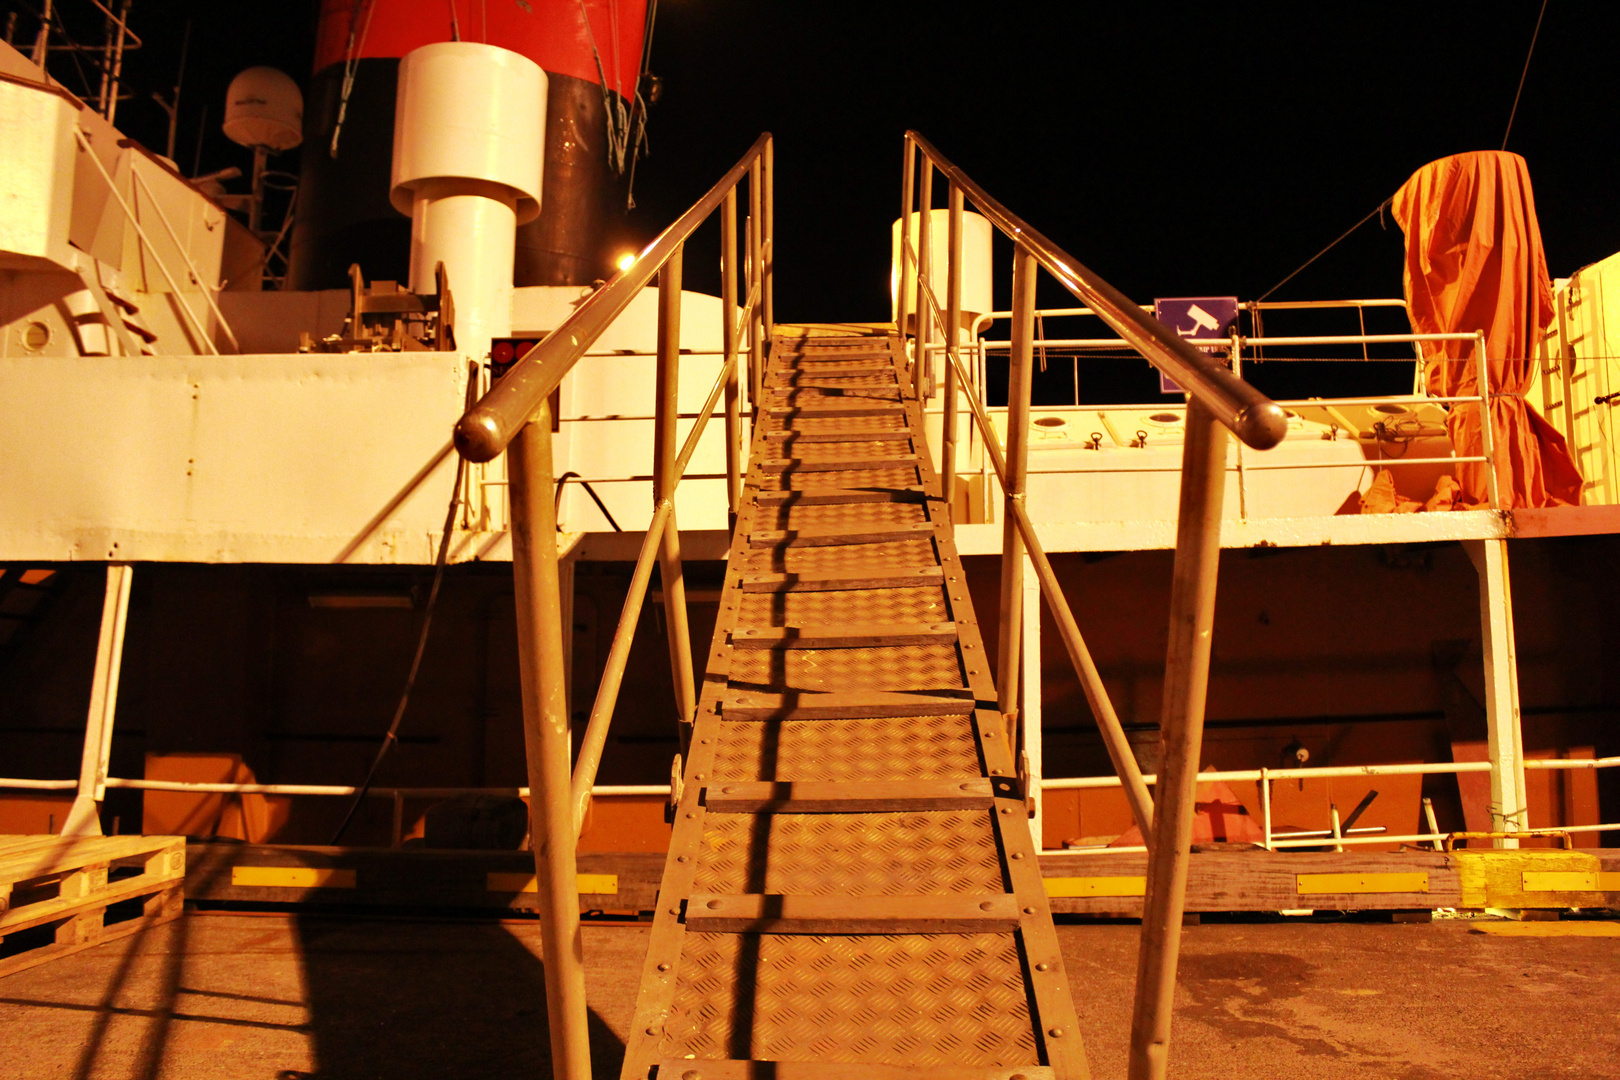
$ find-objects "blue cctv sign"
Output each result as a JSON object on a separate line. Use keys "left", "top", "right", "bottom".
{"left": 1152, "top": 296, "right": 1238, "bottom": 394}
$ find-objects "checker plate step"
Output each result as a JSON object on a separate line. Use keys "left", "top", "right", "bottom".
{"left": 620, "top": 329, "right": 1088, "bottom": 1079}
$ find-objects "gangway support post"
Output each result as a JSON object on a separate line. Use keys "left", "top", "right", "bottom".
{"left": 997, "top": 246, "right": 1037, "bottom": 745}
{"left": 1129, "top": 396, "right": 1229, "bottom": 1080}
{"left": 655, "top": 249, "right": 699, "bottom": 752}
{"left": 507, "top": 408, "right": 591, "bottom": 1080}
{"left": 942, "top": 180, "right": 964, "bottom": 514}
{"left": 1464, "top": 537, "right": 1527, "bottom": 846}
{"left": 63, "top": 563, "right": 134, "bottom": 837}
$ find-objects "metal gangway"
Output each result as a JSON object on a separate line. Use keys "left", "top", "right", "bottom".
{"left": 453, "top": 132, "right": 1286, "bottom": 1080}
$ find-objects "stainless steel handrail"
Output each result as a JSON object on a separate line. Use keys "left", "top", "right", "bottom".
{"left": 444, "top": 132, "right": 772, "bottom": 1080}
{"left": 906, "top": 131, "right": 1287, "bottom": 451}
{"left": 454, "top": 132, "right": 773, "bottom": 463}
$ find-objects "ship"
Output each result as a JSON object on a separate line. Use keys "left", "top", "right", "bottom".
{"left": 2, "top": 4, "right": 1618, "bottom": 1079}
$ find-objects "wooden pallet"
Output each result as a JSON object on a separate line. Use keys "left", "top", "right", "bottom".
{"left": 0, "top": 834, "right": 186, "bottom": 978}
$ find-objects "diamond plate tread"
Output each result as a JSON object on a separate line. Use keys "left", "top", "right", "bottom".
{"left": 712, "top": 715, "right": 982, "bottom": 782}
{"left": 760, "top": 501, "right": 929, "bottom": 532}
{"left": 623, "top": 327, "right": 1086, "bottom": 1080}
{"left": 738, "top": 584, "right": 948, "bottom": 626}
{"left": 692, "top": 810, "right": 1009, "bottom": 896}
{"left": 742, "top": 539, "right": 938, "bottom": 575}
{"left": 764, "top": 467, "right": 920, "bottom": 490}
{"left": 726, "top": 643, "right": 964, "bottom": 693}
{"left": 765, "top": 439, "right": 916, "bottom": 463}
{"left": 659, "top": 932, "right": 1040, "bottom": 1067}
{"left": 764, "top": 386, "right": 903, "bottom": 403}
{"left": 761, "top": 414, "right": 907, "bottom": 434}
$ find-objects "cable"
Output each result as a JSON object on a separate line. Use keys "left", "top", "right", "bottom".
{"left": 1502, "top": 0, "right": 1549, "bottom": 150}
{"left": 1256, "top": 198, "right": 1391, "bottom": 303}
{"left": 330, "top": 456, "right": 466, "bottom": 843}
{"left": 555, "top": 471, "right": 623, "bottom": 531}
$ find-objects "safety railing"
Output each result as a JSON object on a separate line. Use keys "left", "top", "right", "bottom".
{"left": 955, "top": 306, "right": 1500, "bottom": 512}
{"left": 898, "top": 130, "right": 1291, "bottom": 1080}
{"left": 1039, "top": 757, "right": 1620, "bottom": 853}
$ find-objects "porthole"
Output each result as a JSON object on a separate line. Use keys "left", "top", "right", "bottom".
{"left": 20, "top": 321, "right": 51, "bottom": 351}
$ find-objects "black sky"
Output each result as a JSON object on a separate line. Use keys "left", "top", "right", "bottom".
{"left": 16, "top": 2, "right": 1620, "bottom": 331}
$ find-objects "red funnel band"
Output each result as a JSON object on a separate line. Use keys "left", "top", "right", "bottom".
{"left": 314, "top": 0, "right": 647, "bottom": 92}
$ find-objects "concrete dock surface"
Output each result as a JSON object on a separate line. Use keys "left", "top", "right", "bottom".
{"left": 1, "top": 910, "right": 1616, "bottom": 1079}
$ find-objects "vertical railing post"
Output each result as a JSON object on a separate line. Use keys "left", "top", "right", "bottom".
{"left": 721, "top": 187, "right": 741, "bottom": 529}
{"left": 656, "top": 248, "right": 699, "bottom": 754}
{"left": 1474, "top": 330, "right": 1501, "bottom": 510}
{"left": 507, "top": 408, "right": 591, "bottom": 1080}
{"left": 897, "top": 136, "right": 915, "bottom": 347}
{"left": 763, "top": 137, "right": 775, "bottom": 344}
{"left": 914, "top": 160, "right": 934, "bottom": 403}
{"left": 943, "top": 181, "right": 964, "bottom": 517}
{"left": 997, "top": 246, "right": 1037, "bottom": 747}
{"left": 62, "top": 562, "right": 134, "bottom": 836}
{"left": 748, "top": 159, "right": 764, "bottom": 404}
{"left": 1128, "top": 395, "right": 1230, "bottom": 1080}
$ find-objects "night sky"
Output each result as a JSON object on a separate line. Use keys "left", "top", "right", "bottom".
{"left": 14, "top": 2, "right": 1619, "bottom": 398}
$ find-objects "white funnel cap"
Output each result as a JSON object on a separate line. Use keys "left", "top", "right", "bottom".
{"left": 390, "top": 42, "right": 546, "bottom": 225}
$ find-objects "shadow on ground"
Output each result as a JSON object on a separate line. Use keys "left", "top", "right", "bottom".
{"left": 288, "top": 914, "right": 624, "bottom": 1080}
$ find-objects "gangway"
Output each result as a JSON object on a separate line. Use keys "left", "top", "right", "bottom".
{"left": 617, "top": 327, "right": 1086, "bottom": 1078}
{"left": 452, "top": 132, "right": 1287, "bottom": 1080}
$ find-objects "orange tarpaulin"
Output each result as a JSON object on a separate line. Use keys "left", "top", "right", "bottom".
{"left": 1390, "top": 151, "right": 1581, "bottom": 508}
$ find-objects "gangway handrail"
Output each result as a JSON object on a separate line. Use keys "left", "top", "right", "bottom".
{"left": 450, "top": 132, "right": 773, "bottom": 1080}
{"left": 905, "top": 131, "right": 1287, "bottom": 451}
{"left": 454, "top": 132, "right": 773, "bottom": 463}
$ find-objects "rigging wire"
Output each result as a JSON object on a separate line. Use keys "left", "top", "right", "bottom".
{"left": 1255, "top": 198, "right": 1392, "bottom": 303}
{"left": 330, "top": 456, "right": 467, "bottom": 844}
{"left": 1502, "top": 0, "right": 1549, "bottom": 150}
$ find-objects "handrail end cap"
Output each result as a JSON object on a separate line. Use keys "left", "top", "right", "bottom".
{"left": 454, "top": 412, "right": 506, "bottom": 463}
{"left": 1234, "top": 402, "right": 1289, "bottom": 451}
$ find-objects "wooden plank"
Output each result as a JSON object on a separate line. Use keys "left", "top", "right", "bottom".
{"left": 748, "top": 522, "right": 935, "bottom": 547}
{"left": 729, "top": 622, "right": 957, "bottom": 649}
{"left": 703, "top": 778, "right": 994, "bottom": 813}
{"left": 651, "top": 1064, "right": 1053, "bottom": 1080}
{"left": 683, "top": 893, "right": 1020, "bottom": 934}
{"left": 754, "top": 487, "right": 926, "bottom": 507}
{"left": 0, "top": 883, "right": 182, "bottom": 979}
{"left": 758, "top": 455, "right": 921, "bottom": 474}
{"left": 740, "top": 566, "right": 945, "bottom": 592}
{"left": 0, "top": 834, "right": 183, "bottom": 883}
{"left": 721, "top": 688, "right": 974, "bottom": 720}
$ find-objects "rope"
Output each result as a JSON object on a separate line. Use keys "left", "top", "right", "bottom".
{"left": 329, "top": 0, "right": 377, "bottom": 159}
{"left": 330, "top": 456, "right": 467, "bottom": 843}
{"left": 1502, "top": 0, "right": 1549, "bottom": 150}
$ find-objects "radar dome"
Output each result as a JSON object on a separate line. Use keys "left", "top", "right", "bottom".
{"left": 223, "top": 67, "right": 303, "bottom": 151}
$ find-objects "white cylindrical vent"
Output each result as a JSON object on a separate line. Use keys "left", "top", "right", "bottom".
{"left": 891, "top": 210, "right": 994, "bottom": 334}
{"left": 390, "top": 42, "right": 546, "bottom": 357}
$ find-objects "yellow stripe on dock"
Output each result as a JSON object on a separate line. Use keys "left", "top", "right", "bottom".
{"left": 1474, "top": 922, "right": 1620, "bottom": 937}
{"left": 486, "top": 872, "right": 618, "bottom": 895}
{"left": 1044, "top": 876, "right": 1146, "bottom": 898}
{"left": 1296, "top": 872, "right": 1429, "bottom": 895}
{"left": 231, "top": 866, "right": 356, "bottom": 889}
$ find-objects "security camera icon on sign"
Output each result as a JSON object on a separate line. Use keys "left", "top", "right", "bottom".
{"left": 1152, "top": 296, "right": 1238, "bottom": 394}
